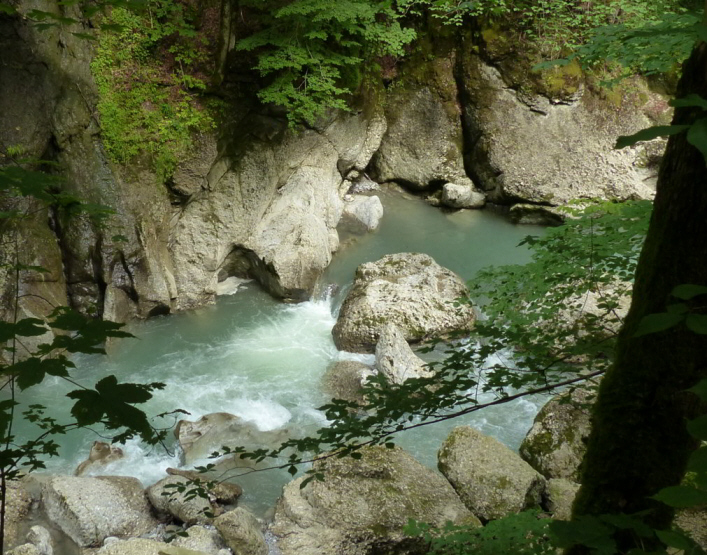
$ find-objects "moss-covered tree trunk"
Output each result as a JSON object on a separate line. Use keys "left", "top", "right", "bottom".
{"left": 570, "top": 38, "right": 707, "bottom": 547}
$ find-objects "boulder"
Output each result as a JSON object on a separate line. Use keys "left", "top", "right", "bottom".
{"left": 271, "top": 445, "right": 479, "bottom": 555}
{"left": 545, "top": 478, "right": 580, "bottom": 521}
{"left": 26, "top": 525, "right": 53, "bottom": 555}
{"left": 371, "top": 81, "right": 468, "bottom": 190}
{"left": 171, "top": 525, "right": 230, "bottom": 555}
{"left": 146, "top": 476, "right": 215, "bottom": 526}
{"left": 166, "top": 468, "right": 242, "bottom": 504}
{"left": 214, "top": 508, "right": 268, "bottom": 555}
{"left": 41, "top": 476, "right": 158, "bottom": 547}
{"left": 93, "top": 538, "right": 211, "bottom": 555}
{"left": 458, "top": 52, "right": 663, "bottom": 205}
{"left": 519, "top": 385, "right": 595, "bottom": 481}
{"left": 332, "top": 253, "right": 474, "bottom": 353}
{"left": 175, "top": 412, "right": 289, "bottom": 466}
{"left": 374, "top": 323, "right": 433, "bottom": 385}
{"left": 440, "top": 181, "right": 486, "bottom": 209}
{"left": 6, "top": 545, "right": 40, "bottom": 555}
{"left": 321, "top": 360, "right": 374, "bottom": 405}
{"left": 675, "top": 508, "right": 707, "bottom": 551}
{"left": 4, "top": 480, "right": 33, "bottom": 547}
{"left": 339, "top": 195, "right": 384, "bottom": 233}
{"left": 75, "top": 441, "right": 125, "bottom": 476}
{"left": 438, "top": 426, "right": 546, "bottom": 521}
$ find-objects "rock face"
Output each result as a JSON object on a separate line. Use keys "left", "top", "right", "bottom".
{"left": 75, "top": 441, "right": 125, "bottom": 476}
{"left": 371, "top": 57, "right": 468, "bottom": 191}
{"left": 332, "top": 253, "right": 474, "bottom": 353}
{"left": 546, "top": 478, "right": 580, "bottom": 521}
{"left": 41, "top": 476, "right": 158, "bottom": 547}
{"left": 458, "top": 49, "right": 662, "bottom": 205}
{"left": 438, "top": 426, "right": 546, "bottom": 521}
{"left": 170, "top": 525, "right": 230, "bottom": 555}
{"left": 214, "top": 508, "right": 268, "bottom": 555}
{"left": 519, "top": 385, "right": 595, "bottom": 481}
{"left": 374, "top": 323, "right": 433, "bottom": 384}
{"left": 272, "top": 445, "right": 479, "bottom": 555}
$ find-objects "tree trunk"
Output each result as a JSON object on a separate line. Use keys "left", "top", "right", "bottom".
{"left": 570, "top": 39, "right": 707, "bottom": 546}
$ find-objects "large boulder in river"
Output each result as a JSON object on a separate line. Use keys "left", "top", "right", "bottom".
{"left": 3, "top": 480, "right": 33, "bottom": 547}
{"left": 519, "top": 385, "right": 595, "bottom": 481}
{"left": 74, "top": 441, "right": 124, "bottom": 476}
{"left": 271, "top": 445, "right": 479, "bottom": 555}
{"left": 339, "top": 195, "right": 384, "bottom": 233}
{"left": 214, "top": 508, "right": 268, "bottom": 555}
{"left": 146, "top": 475, "right": 216, "bottom": 526}
{"left": 175, "top": 412, "right": 289, "bottom": 466}
{"left": 438, "top": 426, "right": 546, "bottom": 521}
{"left": 440, "top": 180, "right": 486, "bottom": 209}
{"left": 41, "top": 476, "right": 158, "bottom": 547}
{"left": 374, "top": 323, "right": 433, "bottom": 385}
{"left": 332, "top": 253, "right": 474, "bottom": 353}
{"left": 321, "top": 360, "right": 374, "bottom": 405}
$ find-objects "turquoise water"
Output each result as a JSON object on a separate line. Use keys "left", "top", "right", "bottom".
{"left": 16, "top": 187, "right": 544, "bottom": 516}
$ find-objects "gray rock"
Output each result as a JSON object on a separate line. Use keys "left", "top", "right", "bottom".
{"left": 675, "top": 508, "right": 707, "bottom": 551}
{"left": 75, "top": 441, "right": 125, "bottom": 476}
{"left": 519, "top": 385, "right": 595, "bottom": 481}
{"left": 4, "top": 480, "right": 33, "bottom": 547}
{"left": 6, "top": 544, "right": 40, "bottom": 555}
{"left": 440, "top": 181, "right": 486, "bottom": 209}
{"left": 147, "top": 476, "right": 215, "bottom": 526}
{"left": 171, "top": 525, "right": 229, "bottom": 555}
{"left": 332, "top": 253, "right": 474, "bottom": 353}
{"left": 458, "top": 53, "right": 662, "bottom": 205}
{"left": 41, "top": 476, "right": 158, "bottom": 547}
{"left": 214, "top": 508, "right": 268, "bottom": 555}
{"left": 372, "top": 82, "right": 468, "bottom": 190}
{"left": 166, "top": 468, "right": 242, "bottom": 504}
{"left": 546, "top": 478, "right": 580, "bottom": 521}
{"left": 321, "top": 360, "right": 374, "bottom": 405}
{"left": 26, "top": 525, "right": 53, "bottom": 555}
{"left": 272, "top": 445, "right": 479, "bottom": 555}
{"left": 438, "top": 426, "right": 546, "bottom": 521}
{"left": 509, "top": 204, "right": 564, "bottom": 226}
{"left": 374, "top": 323, "right": 432, "bottom": 385}
{"left": 175, "top": 412, "right": 289, "bottom": 466}
{"left": 339, "top": 195, "right": 384, "bottom": 233}
{"left": 93, "top": 538, "right": 210, "bottom": 555}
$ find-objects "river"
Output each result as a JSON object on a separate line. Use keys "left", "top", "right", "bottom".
{"left": 17, "top": 186, "right": 545, "bottom": 517}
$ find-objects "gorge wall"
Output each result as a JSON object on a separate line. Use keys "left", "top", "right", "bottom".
{"left": 0, "top": 1, "right": 668, "bottom": 328}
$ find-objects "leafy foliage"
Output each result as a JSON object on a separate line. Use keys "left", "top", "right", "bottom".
{"left": 236, "top": 0, "right": 416, "bottom": 125}
{"left": 90, "top": 1, "right": 217, "bottom": 179}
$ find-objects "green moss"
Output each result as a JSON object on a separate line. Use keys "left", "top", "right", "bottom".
{"left": 541, "top": 59, "right": 583, "bottom": 98}
{"left": 91, "top": 4, "right": 218, "bottom": 181}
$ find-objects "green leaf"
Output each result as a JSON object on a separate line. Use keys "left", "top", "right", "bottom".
{"left": 0, "top": 3, "right": 17, "bottom": 14}
{"left": 686, "top": 314, "right": 707, "bottom": 335}
{"left": 652, "top": 485, "right": 707, "bottom": 508}
{"left": 634, "top": 312, "right": 685, "bottom": 337}
{"left": 672, "top": 284, "right": 707, "bottom": 300}
{"left": 615, "top": 125, "right": 690, "bottom": 149}
{"left": 656, "top": 529, "right": 696, "bottom": 550}
{"left": 670, "top": 94, "right": 707, "bottom": 110}
{"left": 687, "top": 118, "right": 707, "bottom": 163}
{"left": 688, "top": 415, "right": 707, "bottom": 440}
{"left": 687, "top": 445, "right": 707, "bottom": 472}
{"left": 688, "top": 380, "right": 707, "bottom": 403}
